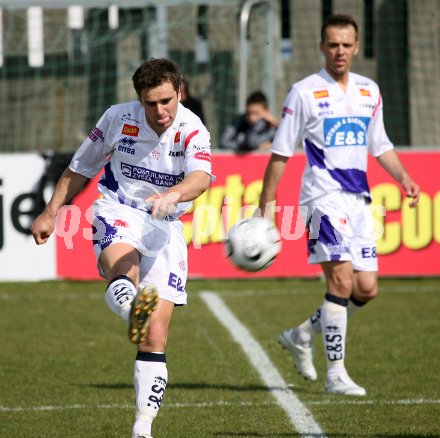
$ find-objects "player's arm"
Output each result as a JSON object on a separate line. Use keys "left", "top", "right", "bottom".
{"left": 258, "top": 153, "right": 289, "bottom": 218}
{"left": 375, "top": 149, "right": 420, "bottom": 207}
{"left": 31, "top": 168, "right": 89, "bottom": 244}
{"left": 146, "top": 170, "right": 211, "bottom": 219}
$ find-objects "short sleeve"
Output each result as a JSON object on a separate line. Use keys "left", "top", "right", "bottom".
{"left": 183, "top": 123, "right": 213, "bottom": 177}
{"left": 367, "top": 93, "right": 394, "bottom": 157}
{"left": 69, "top": 108, "right": 113, "bottom": 178}
{"left": 271, "top": 86, "right": 306, "bottom": 157}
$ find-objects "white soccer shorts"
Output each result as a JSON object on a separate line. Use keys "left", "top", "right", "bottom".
{"left": 301, "top": 191, "right": 378, "bottom": 271}
{"left": 92, "top": 198, "right": 188, "bottom": 305}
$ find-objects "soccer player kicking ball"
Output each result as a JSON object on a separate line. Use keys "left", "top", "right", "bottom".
{"left": 259, "top": 14, "right": 419, "bottom": 396}
{"left": 32, "top": 58, "right": 213, "bottom": 437}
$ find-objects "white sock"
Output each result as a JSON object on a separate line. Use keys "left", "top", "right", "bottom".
{"left": 105, "top": 275, "right": 136, "bottom": 320}
{"left": 347, "top": 295, "right": 366, "bottom": 318}
{"left": 296, "top": 294, "right": 366, "bottom": 345}
{"left": 132, "top": 352, "right": 168, "bottom": 438}
{"left": 321, "top": 294, "right": 348, "bottom": 380}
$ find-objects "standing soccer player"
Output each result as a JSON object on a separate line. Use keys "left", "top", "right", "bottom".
{"left": 31, "top": 58, "right": 213, "bottom": 437}
{"left": 259, "top": 14, "right": 419, "bottom": 395}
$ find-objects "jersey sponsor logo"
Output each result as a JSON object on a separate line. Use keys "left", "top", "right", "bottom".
{"left": 117, "top": 145, "right": 135, "bottom": 155}
{"left": 326, "top": 242, "right": 349, "bottom": 255}
{"left": 319, "top": 111, "right": 334, "bottom": 117}
{"left": 323, "top": 116, "right": 370, "bottom": 147}
{"left": 361, "top": 247, "right": 377, "bottom": 258}
{"left": 360, "top": 103, "right": 376, "bottom": 110}
{"left": 317, "top": 101, "right": 333, "bottom": 117}
{"left": 313, "top": 90, "right": 329, "bottom": 99}
{"left": 168, "top": 272, "right": 185, "bottom": 292}
{"left": 174, "top": 131, "right": 181, "bottom": 143}
{"left": 360, "top": 88, "right": 371, "bottom": 97}
{"left": 121, "top": 124, "right": 139, "bottom": 137}
{"left": 119, "top": 137, "right": 137, "bottom": 146}
{"left": 121, "top": 162, "right": 184, "bottom": 187}
{"left": 113, "top": 219, "right": 128, "bottom": 228}
{"left": 194, "top": 151, "right": 211, "bottom": 162}
{"left": 169, "top": 150, "right": 184, "bottom": 157}
{"left": 121, "top": 113, "right": 141, "bottom": 124}
{"left": 88, "top": 127, "right": 104, "bottom": 142}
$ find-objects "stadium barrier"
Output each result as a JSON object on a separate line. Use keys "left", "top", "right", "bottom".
{"left": 0, "top": 151, "right": 439, "bottom": 281}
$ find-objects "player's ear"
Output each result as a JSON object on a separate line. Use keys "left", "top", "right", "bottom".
{"left": 354, "top": 40, "right": 360, "bottom": 56}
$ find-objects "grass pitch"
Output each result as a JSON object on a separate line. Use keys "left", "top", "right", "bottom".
{"left": 0, "top": 278, "right": 439, "bottom": 437}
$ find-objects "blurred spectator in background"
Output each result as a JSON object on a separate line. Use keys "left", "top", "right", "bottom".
{"left": 220, "top": 90, "right": 278, "bottom": 153}
{"left": 180, "top": 77, "right": 206, "bottom": 125}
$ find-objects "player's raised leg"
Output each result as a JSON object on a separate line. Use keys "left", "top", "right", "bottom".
{"left": 100, "top": 243, "right": 141, "bottom": 318}
{"left": 129, "top": 285, "right": 159, "bottom": 344}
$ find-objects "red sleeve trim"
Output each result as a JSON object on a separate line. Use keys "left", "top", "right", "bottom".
{"left": 184, "top": 129, "right": 199, "bottom": 149}
{"left": 372, "top": 93, "right": 381, "bottom": 118}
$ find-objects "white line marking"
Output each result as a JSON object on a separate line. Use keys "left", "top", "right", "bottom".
{"left": 1, "top": 398, "right": 438, "bottom": 413}
{"left": 200, "top": 291, "right": 326, "bottom": 438}
{"left": 1, "top": 283, "right": 437, "bottom": 301}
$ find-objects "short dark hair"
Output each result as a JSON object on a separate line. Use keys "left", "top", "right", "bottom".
{"left": 321, "top": 14, "right": 359, "bottom": 42}
{"left": 246, "top": 91, "right": 268, "bottom": 107}
{"left": 132, "top": 58, "right": 182, "bottom": 97}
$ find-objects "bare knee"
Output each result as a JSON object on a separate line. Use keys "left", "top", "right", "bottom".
{"left": 322, "top": 262, "right": 353, "bottom": 298}
{"left": 107, "top": 260, "right": 139, "bottom": 284}
{"left": 99, "top": 244, "right": 140, "bottom": 285}
{"left": 353, "top": 271, "right": 378, "bottom": 303}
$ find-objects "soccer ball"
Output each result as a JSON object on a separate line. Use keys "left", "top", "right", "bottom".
{"left": 225, "top": 217, "right": 281, "bottom": 272}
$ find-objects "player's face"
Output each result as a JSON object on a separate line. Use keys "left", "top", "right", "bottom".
{"left": 140, "top": 81, "right": 181, "bottom": 136}
{"left": 320, "top": 25, "right": 359, "bottom": 81}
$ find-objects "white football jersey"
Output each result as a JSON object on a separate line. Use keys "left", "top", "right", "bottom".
{"left": 272, "top": 68, "right": 393, "bottom": 204}
{"left": 70, "top": 101, "right": 212, "bottom": 218}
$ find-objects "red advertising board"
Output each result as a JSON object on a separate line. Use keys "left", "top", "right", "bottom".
{"left": 56, "top": 151, "right": 440, "bottom": 280}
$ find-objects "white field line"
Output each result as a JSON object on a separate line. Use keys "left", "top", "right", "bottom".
{"left": 1, "top": 398, "right": 439, "bottom": 413}
{"left": 200, "top": 291, "right": 326, "bottom": 438}
{"left": 0, "top": 283, "right": 438, "bottom": 301}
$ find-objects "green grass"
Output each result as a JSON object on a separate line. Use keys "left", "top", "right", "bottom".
{"left": 0, "top": 278, "right": 439, "bottom": 437}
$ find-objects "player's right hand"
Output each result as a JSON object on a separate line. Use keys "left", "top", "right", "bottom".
{"left": 31, "top": 211, "right": 56, "bottom": 245}
{"left": 402, "top": 176, "right": 420, "bottom": 208}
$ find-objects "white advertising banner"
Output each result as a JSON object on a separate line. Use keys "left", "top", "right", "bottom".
{"left": 0, "top": 153, "right": 56, "bottom": 280}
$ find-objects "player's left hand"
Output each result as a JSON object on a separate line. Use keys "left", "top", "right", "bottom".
{"left": 146, "top": 192, "right": 180, "bottom": 219}
{"left": 402, "top": 176, "right": 420, "bottom": 208}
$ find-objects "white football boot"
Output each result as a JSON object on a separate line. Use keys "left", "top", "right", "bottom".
{"left": 278, "top": 328, "right": 318, "bottom": 381}
{"left": 325, "top": 372, "right": 366, "bottom": 396}
{"left": 128, "top": 285, "right": 159, "bottom": 344}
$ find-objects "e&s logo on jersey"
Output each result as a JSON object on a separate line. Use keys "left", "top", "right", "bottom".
{"left": 121, "top": 124, "right": 139, "bottom": 137}
{"left": 323, "top": 117, "right": 370, "bottom": 147}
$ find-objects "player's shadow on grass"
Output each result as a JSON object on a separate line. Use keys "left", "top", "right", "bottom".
{"left": 214, "top": 435, "right": 440, "bottom": 438}
{"left": 86, "top": 382, "right": 272, "bottom": 391}
{"left": 212, "top": 433, "right": 300, "bottom": 437}
{"left": 169, "top": 382, "right": 324, "bottom": 395}
{"left": 86, "top": 381, "right": 323, "bottom": 395}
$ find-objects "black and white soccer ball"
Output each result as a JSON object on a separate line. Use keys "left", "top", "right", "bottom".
{"left": 225, "top": 217, "right": 281, "bottom": 272}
